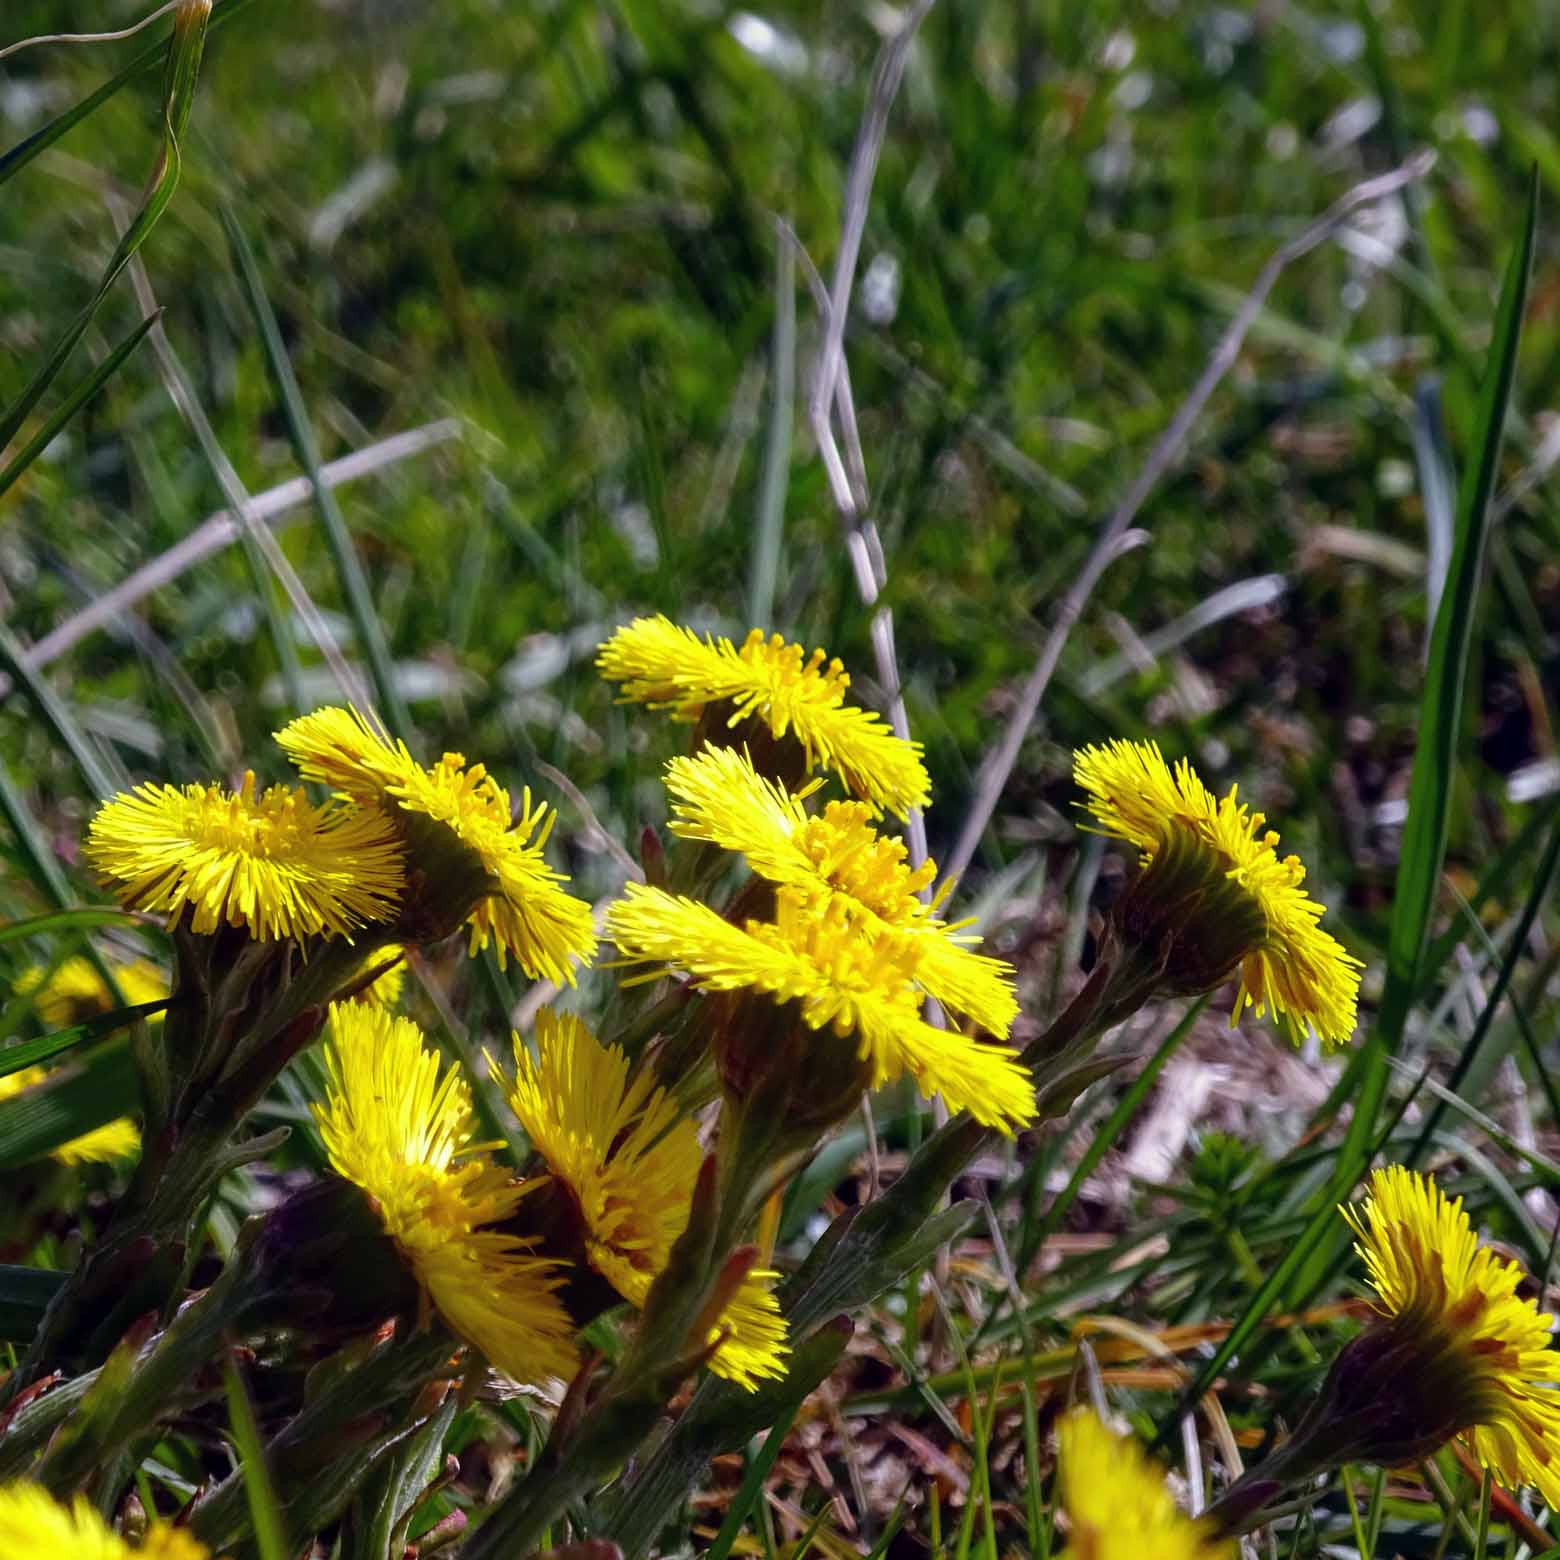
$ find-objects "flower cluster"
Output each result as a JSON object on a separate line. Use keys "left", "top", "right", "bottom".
{"left": 313, "top": 1003, "right": 788, "bottom": 1391}
{"left": 85, "top": 710, "right": 596, "bottom": 984}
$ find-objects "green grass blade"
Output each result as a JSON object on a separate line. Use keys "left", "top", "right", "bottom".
{"left": 704, "top": 1402, "right": 802, "bottom": 1560}
{"left": 0, "top": 1001, "right": 169, "bottom": 1079}
{"left": 0, "top": 0, "right": 261, "bottom": 190}
{"left": 1404, "top": 813, "right": 1560, "bottom": 1162}
{"left": 0, "top": 756, "right": 79, "bottom": 908}
{"left": 0, "top": 1039, "right": 139, "bottom": 1168}
{"left": 746, "top": 225, "right": 794, "bottom": 627}
{"left": 0, "top": 622, "right": 124, "bottom": 800}
{"left": 221, "top": 205, "right": 411, "bottom": 735}
{"left": 224, "top": 1353, "right": 290, "bottom": 1560}
{"left": 0, "top": 312, "right": 159, "bottom": 503}
{"left": 1376, "top": 168, "right": 1538, "bottom": 1053}
{"left": 0, "top": 908, "right": 145, "bottom": 945}
{"left": 0, "top": 5, "right": 210, "bottom": 459}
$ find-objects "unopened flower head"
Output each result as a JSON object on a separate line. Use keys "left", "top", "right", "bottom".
{"left": 275, "top": 707, "right": 597, "bottom": 983}
{"left": 607, "top": 883, "right": 1034, "bottom": 1133}
{"left": 16, "top": 956, "right": 166, "bottom": 1028}
{"left": 0, "top": 1480, "right": 210, "bottom": 1558}
{"left": 1058, "top": 1408, "right": 1233, "bottom": 1560}
{"left": 313, "top": 1003, "right": 576, "bottom": 1384}
{"left": 495, "top": 1010, "right": 787, "bottom": 1390}
{"left": 85, "top": 772, "right": 404, "bottom": 942}
{"left": 1330, "top": 1165, "right": 1560, "bottom": 1505}
{"left": 1074, "top": 739, "right": 1361, "bottom": 1046}
{"left": 663, "top": 745, "right": 1017, "bottom": 1035}
{"left": 596, "top": 616, "right": 931, "bottom": 818}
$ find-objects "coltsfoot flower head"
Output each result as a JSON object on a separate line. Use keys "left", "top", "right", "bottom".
{"left": 1320, "top": 1165, "right": 1560, "bottom": 1502}
{"left": 313, "top": 1002, "right": 577, "bottom": 1384}
{"left": 275, "top": 707, "right": 597, "bottom": 984}
{"left": 494, "top": 1010, "right": 787, "bottom": 1390}
{"left": 663, "top": 745, "right": 1017, "bottom": 1035}
{"left": 85, "top": 772, "right": 404, "bottom": 942}
{"left": 0, "top": 1480, "right": 211, "bottom": 1558}
{"left": 606, "top": 883, "right": 1034, "bottom": 1133}
{"left": 1074, "top": 739, "right": 1361, "bottom": 1046}
{"left": 596, "top": 616, "right": 931, "bottom": 818}
{"left": 1058, "top": 1409, "right": 1232, "bottom": 1559}
{"left": 16, "top": 955, "right": 166, "bottom": 1027}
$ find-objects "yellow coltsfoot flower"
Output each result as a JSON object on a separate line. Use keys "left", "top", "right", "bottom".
{"left": 663, "top": 745, "right": 1017, "bottom": 1036}
{"left": 494, "top": 1010, "right": 788, "bottom": 1390}
{"left": 1057, "top": 1408, "right": 1232, "bottom": 1559}
{"left": 596, "top": 616, "right": 931, "bottom": 818}
{"left": 16, "top": 955, "right": 166, "bottom": 1027}
{"left": 1337, "top": 1165, "right": 1560, "bottom": 1504}
{"left": 607, "top": 882, "right": 1034, "bottom": 1133}
{"left": 275, "top": 707, "right": 596, "bottom": 984}
{"left": 85, "top": 772, "right": 404, "bottom": 942}
{"left": 1074, "top": 739, "right": 1361, "bottom": 1046}
{"left": 313, "top": 1003, "right": 577, "bottom": 1385}
{"left": 0, "top": 1480, "right": 211, "bottom": 1558}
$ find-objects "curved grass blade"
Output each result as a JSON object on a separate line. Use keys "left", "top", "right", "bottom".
{"left": 1153, "top": 170, "right": 1539, "bottom": 1449}
{"left": 0, "top": 907, "right": 147, "bottom": 945}
{"left": 0, "top": 1000, "right": 169, "bottom": 1080}
{"left": 0, "top": 0, "right": 261, "bottom": 190}
{"left": 0, "top": 312, "right": 159, "bottom": 504}
{"left": 0, "top": 1038, "right": 139, "bottom": 1168}
{"left": 0, "top": 3, "right": 209, "bottom": 460}
{"left": 221, "top": 205, "right": 411, "bottom": 736}
{"left": 0, "top": 622, "right": 124, "bottom": 800}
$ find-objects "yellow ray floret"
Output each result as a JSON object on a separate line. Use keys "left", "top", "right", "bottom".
{"left": 0, "top": 1065, "right": 139, "bottom": 1165}
{"left": 495, "top": 1010, "right": 788, "bottom": 1390}
{"left": 16, "top": 955, "right": 166, "bottom": 1027}
{"left": 596, "top": 616, "right": 931, "bottom": 818}
{"left": 85, "top": 772, "right": 404, "bottom": 942}
{"left": 1342, "top": 1165, "right": 1560, "bottom": 1508}
{"left": 275, "top": 707, "right": 597, "bottom": 984}
{"left": 314, "top": 1003, "right": 577, "bottom": 1384}
{"left": 1074, "top": 739, "right": 1361, "bottom": 1046}
{"left": 663, "top": 746, "right": 1017, "bottom": 1036}
{"left": 1058, "top": 1408, "right": 1233, "bottom": 1560}
{"left": 607, "top": 884, "right": 1034, "bottom": 1133}
{"left": 0, "top": 1480, "right": 211, "bottom": 1558}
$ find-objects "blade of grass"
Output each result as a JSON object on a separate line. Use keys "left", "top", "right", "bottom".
{"left": 0, "top": 907, "right": 146, "bottom": 944}
{"left": 0, "top": 622, "right": 124, "bottom": 799}
{"left": 0, "top": 2, "right": 210, "bottom": 457}
{"left": 746, "top": 219, "right": 794, "bottom": 626}
{"left": 0, "top": 1000, "right": 169, "bottom": 1079}
{"left": 221, "top": 205, "right": 411, "bottom": 735}
{"left": 223, "top": 1353, "right": 289, "bottom": 1560}
{"left": 704, "top": 1402, "right": 803, "bottom": 1560}
{"left": 0, "top": 312, "right": 159, "bottom": 503}
{"left": 0, "top": 0, "right": 259, "bottom": 189}
{"left": 0, "top": 1039, "right": 140, "bottom": 1167}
